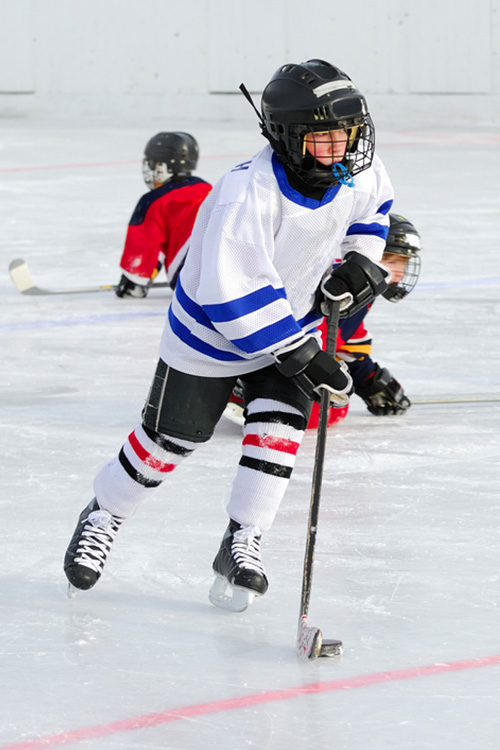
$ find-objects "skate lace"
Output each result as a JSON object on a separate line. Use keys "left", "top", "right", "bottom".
{"left": 74, "top": 510, "right": 123, "bottom": 574}
{"left": 231, "top": 526, "right": 266, "bottom": 576}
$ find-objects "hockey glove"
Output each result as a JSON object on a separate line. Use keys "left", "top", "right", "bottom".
{"left": 355, "top": 364, "right": 410, "bottom": 415}
{"left": 321, "top": 252, "right": 389, "bottom": 318}
{"left": 274, "top": 336, "right": 353, "bottom": 407}
{"left": 115, "top": 274, "right": 149, "bottom": 298}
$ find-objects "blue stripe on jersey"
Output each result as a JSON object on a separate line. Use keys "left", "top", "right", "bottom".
{"left": 378, "top": 199, "right": 394, "bottom": 215}
{"left": 175, "top": 278, "right": 216, "bottom": 331}
{"left": 173, "top": 279, "right": 303, "bottom": 355}
{"left": 346, "top": 222, "right": 389, "bottom": 240}
{"left": 232, "top": 315, "right": 302, "bottom": 353}
{"left": 271, "top": 154, "right": 341, "bottom": 208}
{"left": 202, "top": 285, "right": 288, "bottom": 322}
{"left": 168, "top": 307, "right": 244, "bottom": 361}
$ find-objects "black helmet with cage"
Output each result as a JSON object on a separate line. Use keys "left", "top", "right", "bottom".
{"left": 142, "top": 132, "right": 199, "bottom": 189}
{"left": 260, "top": 59, "right": 375, "bottom": 189}
{"left": 382, "top": 214, "right": 422, "bottom": 302}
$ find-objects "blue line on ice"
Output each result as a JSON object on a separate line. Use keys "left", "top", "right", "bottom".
{"left": 2, "top": 277, "right": 499, "bottom": 332}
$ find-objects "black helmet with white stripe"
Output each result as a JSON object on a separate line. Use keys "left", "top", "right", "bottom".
{"left": 382, "top": 214, "right": 422, "bottom": 302}
{"left": 260, "top": 59, "right": 375, "bottom": 189}
{"left": 142, "top": 132, "right": 199, "bottom": 189}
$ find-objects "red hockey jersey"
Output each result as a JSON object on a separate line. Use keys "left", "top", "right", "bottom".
{"left": 119, "top": 177, "right": 212, "bottom": 287}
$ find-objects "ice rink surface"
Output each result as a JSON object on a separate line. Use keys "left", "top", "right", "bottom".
{"left": 1, "top": 117, "right": 499, "bottom": 749}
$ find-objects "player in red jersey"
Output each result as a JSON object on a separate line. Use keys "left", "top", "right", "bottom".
{"left": 116, "top": 132, "right": 212, "bottom": 298}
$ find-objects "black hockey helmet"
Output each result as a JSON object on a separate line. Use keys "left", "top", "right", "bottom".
{"left": 382, "top": 214, "right": 422, "bottom": 302}
{"left": 260, "top": 59, "right": 375, "bottom": 189}
{"left": 142, "top": 132, "right": 199, "bottom": 188}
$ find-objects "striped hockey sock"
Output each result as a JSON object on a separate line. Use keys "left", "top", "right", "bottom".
{"left": 227, "top": 398, "right": 307, "bottom": 531}
{"left": 93, "top": 424, "right": 198, "bottom": 517}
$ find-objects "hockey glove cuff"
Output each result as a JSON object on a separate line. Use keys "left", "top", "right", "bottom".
{"left": 321, "top": 252, "right": 389, "bottom": 318}
{"left": 274, "top": 336, "right": 353, "bottom": 407}
{"left": 355, "top": 364, "right": 410, "bottom": 415}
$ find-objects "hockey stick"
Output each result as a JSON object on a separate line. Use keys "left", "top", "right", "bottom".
{"left": 412, "top": 395, "right": 500, "bottom": 405}
{"left": 8, "top": 258, "right": 170, "bottom": 296}
{"left": 297, "top": 300, "right": 343, "bottom": 660}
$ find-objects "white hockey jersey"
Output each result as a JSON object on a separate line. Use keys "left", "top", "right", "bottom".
{"left": 159, "top": 145, "right": 394, "bottom": 377}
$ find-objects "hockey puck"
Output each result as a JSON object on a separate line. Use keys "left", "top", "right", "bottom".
{"left": 319, "top": 638, "right": 343, "bottom": 657}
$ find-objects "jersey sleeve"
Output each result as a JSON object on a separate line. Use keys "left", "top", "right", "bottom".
{"left": 339, "top": 155, "right": 394, "bottom": 264}
{"left": 119, "top": 194, "right": 169, "bottom": 281}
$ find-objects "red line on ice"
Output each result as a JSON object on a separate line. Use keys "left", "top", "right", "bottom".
{"left": 2, "top": 654, "right": 500, "bottom": 749}
{"left": 0, "top": 154, "right": 252, "bottom": 173}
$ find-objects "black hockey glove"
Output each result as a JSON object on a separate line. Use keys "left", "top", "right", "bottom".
{"left": 321, "top": 252, "right": 389, "bottom": 318}
{"left": 115, "top": 274, "right": 149, "bottom": 298}
{"left": 355, "top": 364, "right": 410, "bottom": 415}
{"left": 274, "top": 336, "right": 353, "bottom": 407}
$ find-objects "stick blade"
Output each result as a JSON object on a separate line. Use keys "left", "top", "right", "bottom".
{"left": 8, "top": 258, "right": 38, "bottom": 294}
{"left": 297, "top": 617, "right": 322, "bottom": 660}
{"left": 297, "top": 616, "right": 342, "bottom": 660}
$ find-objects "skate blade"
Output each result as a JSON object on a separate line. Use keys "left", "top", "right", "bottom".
{"left": 209, "top": 574, "right": 255, "bottom": 613}
{"left": 67, "top": 582, "right": 78, "bottom": 599}
{"left": 297, "top": 615, "right": 343, "bottom": 660}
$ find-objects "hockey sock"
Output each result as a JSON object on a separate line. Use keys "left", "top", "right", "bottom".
{"left": 93, "top": 424, "right": 198, "bottom": 517}
{"left": 227, "top": 398, "right": 306, "bottom": 531}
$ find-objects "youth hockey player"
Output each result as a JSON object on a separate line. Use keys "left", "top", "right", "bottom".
{"left": 311, "top": 212, "right": 422, "bottom": 425}
{"left": 115, "top": 132, "right": 212, "bottom": 298}
{"left": 64, "top": 59, "right": 394, "bottom": 613}
{"left": 337, "top": 213, "right": 421, "bottom": 416}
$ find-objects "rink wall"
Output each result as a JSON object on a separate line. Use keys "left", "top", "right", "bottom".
{"left": 1, "top": 0, "right": 500, "bottom": 126}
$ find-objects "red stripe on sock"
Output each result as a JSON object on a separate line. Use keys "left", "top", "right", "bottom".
{"left": 127, "top": 431, "right": 176, "bottom": 473}
{"left": 242, "top": 434, "right": 300, "bottom": 455}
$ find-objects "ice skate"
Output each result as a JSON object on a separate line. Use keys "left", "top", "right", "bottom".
{"left": 64, "top": 498, "right": 123, "bottom": 595}
{"left": 209, "top": 519, "right": 268, "bottom": 612}
{"left": 222, "top": 381, "right": 245, "bottom": 427}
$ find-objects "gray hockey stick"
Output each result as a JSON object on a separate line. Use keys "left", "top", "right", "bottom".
{"left": 297, "top": 300, "right": 343, "bottom": 660}
{"left": 411, "top": 395, "right": 500, "bottom": 405}
{"left": 8, "top": 258, "right": 170, "bottom": 296}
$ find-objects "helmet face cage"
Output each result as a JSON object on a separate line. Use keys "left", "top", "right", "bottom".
{"left": 261, "top": 61, "right": 375, "bottom": 189}
{"left": 142, "top": 132, "right": 199, "bottom": 189}
{"left": 382, "top": 215, "right": 422, "bottom": 302}
{"left": 142, "top": 160, "right": 169, "bottom": 189}
{"left": 382, "top": 253, "right": 421, "bottom": 302}
{"left": 287, "top": 117, "right": 375, "bottom": 189}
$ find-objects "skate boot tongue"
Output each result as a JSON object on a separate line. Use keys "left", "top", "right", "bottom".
{"left": 88, "top": 509, "right": 117, "bottom": 530}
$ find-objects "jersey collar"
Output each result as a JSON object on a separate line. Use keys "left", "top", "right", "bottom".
{"left": 271, "top": 153, "right": 341, "bottom": 208}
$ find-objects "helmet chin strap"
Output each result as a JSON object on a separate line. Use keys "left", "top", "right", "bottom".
{"left": 331, "top": 162, "right": 354, "bottom": 187}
